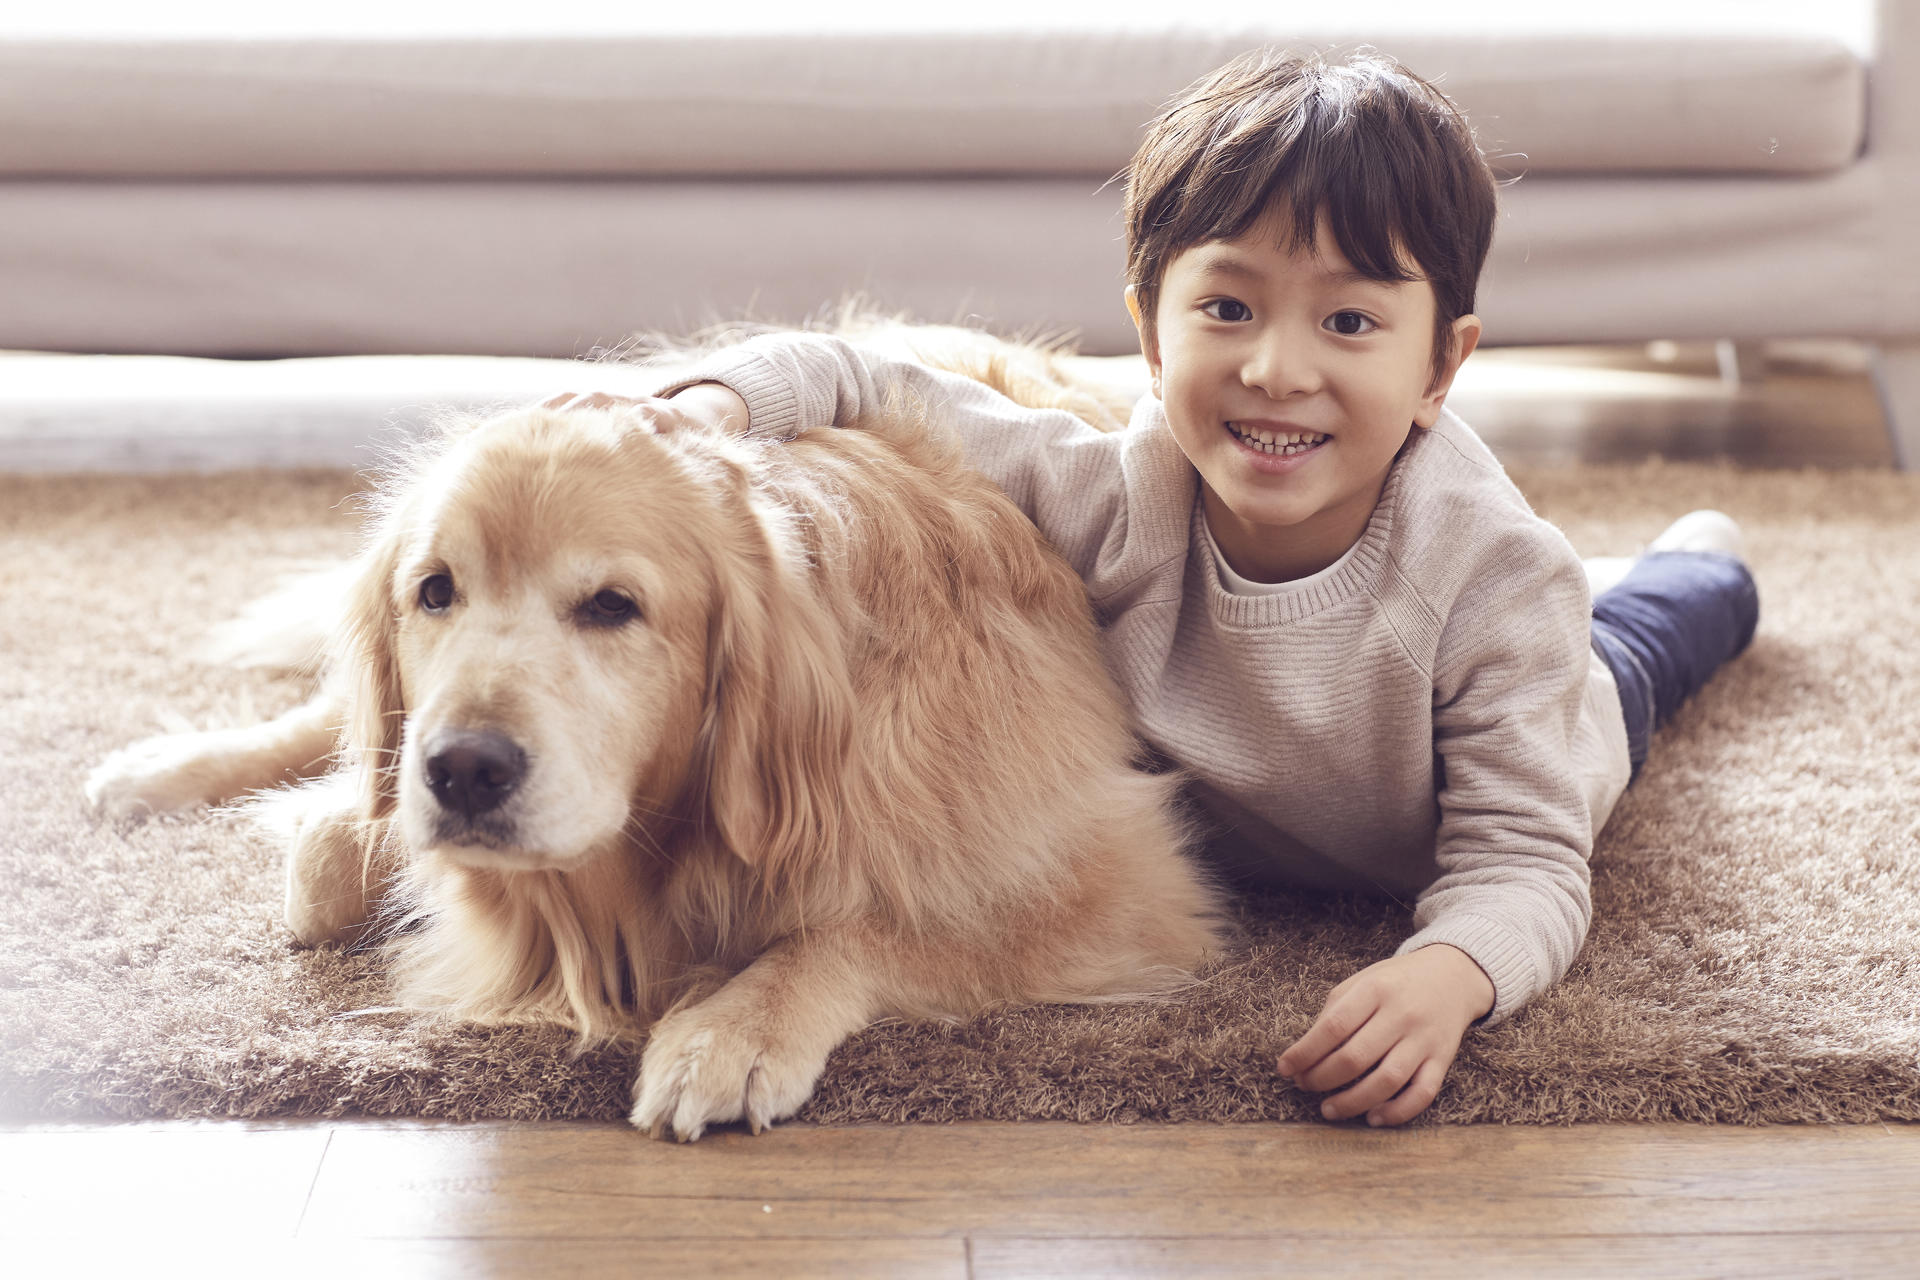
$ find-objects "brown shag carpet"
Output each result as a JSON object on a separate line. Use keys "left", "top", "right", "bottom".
{"left": 3, "top": 462, "right": 1917, "bottom": 1127}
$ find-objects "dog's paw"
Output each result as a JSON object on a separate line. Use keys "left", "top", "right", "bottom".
{"left": 630, "top": 1003, "right": 828, "bottom": 1143}
{"left": 84, "top": 733, "right": 228, "bottom": 818}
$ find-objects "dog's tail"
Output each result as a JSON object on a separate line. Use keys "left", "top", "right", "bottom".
{"left": 198, "top": 558, "right": 358, "bottom": 674}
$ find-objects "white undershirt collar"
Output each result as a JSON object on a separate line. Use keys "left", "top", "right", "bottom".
{"left": 1200, "top": 510, "right": 1367, "bottom": 597}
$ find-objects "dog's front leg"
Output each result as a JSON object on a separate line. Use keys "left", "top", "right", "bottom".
{"left": 85, "top": 693, "right": 342, "bottom": 817}
{"left": 632, "top": 925, "right": 885, "bottom": 1142}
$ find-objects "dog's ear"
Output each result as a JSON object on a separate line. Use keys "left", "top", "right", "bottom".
{"left": 693, "top": 490, "right": 855, "bottom": 887}
{"left": 328, "top": 520, "right": 407, "bottom": 826}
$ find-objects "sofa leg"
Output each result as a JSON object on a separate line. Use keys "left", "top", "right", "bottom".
{"left": 1715, "top": 339, "right": 1767, "bottom": 388}
{"left": 1870, "top": 339, "right": 1920, "bottom": 470}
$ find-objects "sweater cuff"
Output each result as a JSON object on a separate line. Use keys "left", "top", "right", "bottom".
{"left": 1394, "top": 914, "right": 1541, "bottom": 1029}
{"left": 642, "top": 350, "right": 805, "bottom": 440}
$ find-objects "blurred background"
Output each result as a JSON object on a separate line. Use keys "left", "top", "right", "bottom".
{"left": 0, "top": 0, "right": 1908, "bottom": 468}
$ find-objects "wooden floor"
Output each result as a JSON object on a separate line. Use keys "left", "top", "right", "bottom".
{"left": 2, "top": 1118, "right": 1917, "bottom": 1278}
{"left": 1451, "top": 337, "right": 1897, "bottom": 469}
{"left": 5, "top": 340, "right": 1911, "bottom": 1280}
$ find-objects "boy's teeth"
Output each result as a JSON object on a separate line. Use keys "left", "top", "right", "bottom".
{"left": 1229, "top": 423, "right": 1326, "bottom": 455}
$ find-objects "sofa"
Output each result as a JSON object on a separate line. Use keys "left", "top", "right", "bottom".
{"left": 1, "top": 1, "right": 1913, "bottom": 467}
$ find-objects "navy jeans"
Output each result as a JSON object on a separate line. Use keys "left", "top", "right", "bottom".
{"left": 1590, "top": 552, "right": 1760, "bottom": 781}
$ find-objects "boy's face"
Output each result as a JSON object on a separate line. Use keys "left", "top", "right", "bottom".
{"left": 1128, "top": 210, "right": 1480, "bottom": 582}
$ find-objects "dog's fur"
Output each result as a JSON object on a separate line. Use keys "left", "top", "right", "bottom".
{"left": 86, "top": 321, "right": 1229, "bottom": 1140}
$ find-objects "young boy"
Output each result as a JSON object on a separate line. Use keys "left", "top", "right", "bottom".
{"left": 570, "top": 48, "right": 1759, "bottom": 1126}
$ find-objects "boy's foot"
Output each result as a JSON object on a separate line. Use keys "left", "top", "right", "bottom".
{"left": 1646, "top": 508, "right": 1745, "bottom": 560}
{"left": 1584, "top": 510, "right": 1746, "bottom": 598}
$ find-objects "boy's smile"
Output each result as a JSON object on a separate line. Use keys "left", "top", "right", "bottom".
{"left": 1222, "top": 421, "right": 1328, "bottom": 468}
{"left": 1128, "top": 209, "right": 1480, "bottom": 583}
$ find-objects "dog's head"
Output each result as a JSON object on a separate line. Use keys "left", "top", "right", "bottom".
{"left": 334, "top": 405, "right": 851, "bottom": 875}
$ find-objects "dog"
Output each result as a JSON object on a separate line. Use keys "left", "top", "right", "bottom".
{"left": 85, "top": 321, "right": 1230, "bottom": 1141}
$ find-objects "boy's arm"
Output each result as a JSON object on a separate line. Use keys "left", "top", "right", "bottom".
{"left": 1278, "top": 525, "right": 1595, "bottom": 1127}
{"left": 644, "top": 331, "right": 1132, "bottom": 582}
{"left": 1400, "top": 525, "right": 1599, "bottom": 1030}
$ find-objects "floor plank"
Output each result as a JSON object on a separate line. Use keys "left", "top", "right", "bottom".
{"left": 6, "top": 1119, "right": 1916, "bottom": 1276}
{"left": 309, "top": 1236, "right": 969, "bottom": 1279}
{"left": 0, "top": 1233, "right": 963, "bottom": 1280}
{"left": 294, "top": 1121, "right": 1920, "bottom": 1243}
{"left": 1453, "top": 339, "right": 1895, "bottom": 469}
{"left": 0, "top": 1122, "right": 331, "bottom": 1241}
{"left": 1, "top": 337, "right": 1893, "bottom": 475}
{"left": 967, "top": 1232, "right": 1920, "bottom": 1280}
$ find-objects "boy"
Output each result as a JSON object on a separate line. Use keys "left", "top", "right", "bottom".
{"left": 563, "top": 48, "right": 1758, "bottom": 1126}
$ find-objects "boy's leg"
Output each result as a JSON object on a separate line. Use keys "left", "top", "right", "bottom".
{"left": 1591, "top": 625, "right": 1655, "bottom": 779}
{"left": 1590, "top": 537, "right": 1760, "bottom": 781}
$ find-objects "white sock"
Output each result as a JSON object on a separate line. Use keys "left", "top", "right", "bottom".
{"left": 1584, "top": 510, "right": 1746, "bottom": 599}
{"left": 1646, "top": 509, "right": 1746, "bottom": 560}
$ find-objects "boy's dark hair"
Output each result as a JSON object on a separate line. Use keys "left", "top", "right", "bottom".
{"left": 1123, "top": 48, "right": 1498, "bottom": 390}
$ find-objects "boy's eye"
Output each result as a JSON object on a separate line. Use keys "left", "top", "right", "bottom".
{"left": 1326, "top": 311, "right": 1376, "bottom": 336}
{"left": 1201, "top": 299, "right": 1252, "bottom": 323}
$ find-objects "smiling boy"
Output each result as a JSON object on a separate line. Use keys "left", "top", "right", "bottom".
{"left": 577, "top": 48, "right": 1759, "bottom": 1125}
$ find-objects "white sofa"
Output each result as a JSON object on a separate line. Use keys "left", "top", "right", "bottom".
{"left": 2, "top": 1, "right": 1914, "bottom": 465}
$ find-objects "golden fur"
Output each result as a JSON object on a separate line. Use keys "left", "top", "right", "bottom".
{"left": 86, "top": 322, "right": 1229, "bottom": 1140}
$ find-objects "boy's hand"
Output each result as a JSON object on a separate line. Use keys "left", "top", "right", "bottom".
{"left": 539, "top": 382, "right": 750, "bottom": 434}
{"left": 1276, "top": 943, "right": 1495, "bottom": 1127}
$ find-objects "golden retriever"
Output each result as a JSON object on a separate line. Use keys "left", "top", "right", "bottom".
{"left": 85, "top": 322, "right": 1229, "bottom": 1140}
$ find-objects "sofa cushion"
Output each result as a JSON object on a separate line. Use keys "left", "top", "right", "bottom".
{"left": 0, "top": 3, "right": 1870, "bottom": 179}
{"left": 1, "top": 165, "right": 1902, "bottom": 360}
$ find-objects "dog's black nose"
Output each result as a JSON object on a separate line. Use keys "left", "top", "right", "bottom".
{"left": 423, "top": 729, "right": 526, "bottom": 817}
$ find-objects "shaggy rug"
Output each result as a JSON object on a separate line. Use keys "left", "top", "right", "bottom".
{"left": 2, "top": 461, "right": 1916, "bottom": 1127}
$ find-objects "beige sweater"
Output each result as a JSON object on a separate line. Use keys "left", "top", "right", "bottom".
{"left": 650, "top": 333, "right": 1631, "bottom": 1028}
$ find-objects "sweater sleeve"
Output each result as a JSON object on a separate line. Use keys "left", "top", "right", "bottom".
{"left": 1393, "top": 520, "right": 1598, "bottom": 1029}
{"left": 640, "top": 331, "right": 1131, "bottom": 583}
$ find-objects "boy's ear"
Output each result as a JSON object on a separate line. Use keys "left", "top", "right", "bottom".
{"left": 1414, "top": 313, "right": 1483, "bottom": 429}
{"left": 1124, "top": 285, "right": 1164, "bottom": 398}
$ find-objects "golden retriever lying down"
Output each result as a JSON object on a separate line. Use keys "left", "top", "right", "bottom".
{"left": 85, "top": 324, "right": 1229, "bottom": 1140}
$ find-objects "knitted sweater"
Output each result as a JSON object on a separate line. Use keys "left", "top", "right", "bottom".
{"left": 647, "top": 333, "right": 1632, "bottom": 1028}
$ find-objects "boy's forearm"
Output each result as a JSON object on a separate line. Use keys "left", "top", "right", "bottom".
{"left": 665, "top": 382, "right": 751, "bottom": 434}
{"left": 1421, "top": 943, "right": 1497, "bottom": 1021}
{"left": 1421, "top": 543, "right": 1598, "bottom": 1031}
{"left": 648, "top": 331, "right": 879, "bottom": 441}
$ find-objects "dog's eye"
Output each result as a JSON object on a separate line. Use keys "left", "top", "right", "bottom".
{"left": 582, "top": 588, "right": 639, "bottom": 626}
{"left": 419, "top": 574, "right": 455, "bottom": 612}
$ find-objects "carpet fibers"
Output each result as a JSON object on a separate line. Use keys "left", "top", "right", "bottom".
{"left": 3, "top": 462, "right": 1917, "bottom": 1126}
